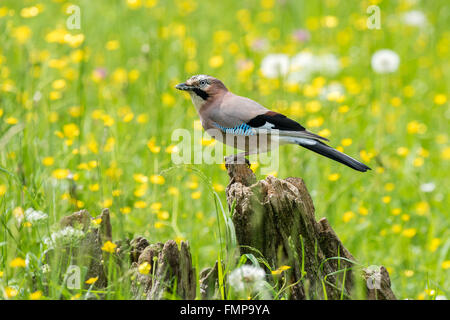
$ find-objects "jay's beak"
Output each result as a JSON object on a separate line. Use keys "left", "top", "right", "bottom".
{"left": 175, "top": 83, "right": 194, "bottom": 91}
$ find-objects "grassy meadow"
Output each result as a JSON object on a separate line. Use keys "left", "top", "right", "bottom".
{"left": 0, "top": 0, "right": 449, "bottom": 300}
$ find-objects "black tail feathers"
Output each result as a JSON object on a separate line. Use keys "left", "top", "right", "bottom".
{"left": 299, "top": 141, "right": 371, "bottom": 172}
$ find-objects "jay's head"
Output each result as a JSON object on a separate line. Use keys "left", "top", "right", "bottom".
{"left": 175, "top": 75, "right": 227, "bottom": 102}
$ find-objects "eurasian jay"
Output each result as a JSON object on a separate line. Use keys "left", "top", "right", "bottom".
{"left": 175, "top": 74, "right": 370, "bottom": 172}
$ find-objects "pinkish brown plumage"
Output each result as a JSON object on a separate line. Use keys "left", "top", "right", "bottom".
{"left": 175, "top": 74, "right": 370, "bottom": 172}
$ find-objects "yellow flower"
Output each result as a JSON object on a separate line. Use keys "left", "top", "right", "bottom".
{"left": 391, "top": 224, "right": 402, "bottom": 234}
{"left": 70, "top": 293, "right": 81, "bottom": 300}
{"left": 127, "top": 0, "right": 142, "bottom": 9}
{"left": 150, "top": 175, "right": 165, "bottom": 185}
{"left": 338, "top": 105, "right": 349, "bottom": 113}
{"left": 382, "top": 196, "right": 391, "bottom": 204}
{"left": 138, "top": 261, "right": 151, "bottom": 275}
{"left": 306, "top": 117, "right": 324, "bottom": 128}
{"left": 20, "top": 6, "right": 41, "bottom": 18}
{"left": 120, "top": 206, "right": 131, "bottom": 214}
{"left": 157, "top": 211, "right": 169, "bottom": 220}
{"left": 191, "top": 191, "right": 201, "bottom": 199}
{"left": 434, "top": 94, "right": 447, "bottom": 105}
{"left": 52, "top": 79, "right": 66, "bottom": 90}
{"left": 318, "top": 129, "right": 331, "bottom": 138}
{"left": 52, "top": 169, "right": 70, "bottom": 179}
{"left": 133, "top": 173, "right": 148, "bottom": 183}
{"left": 407, "top": 121, "right": 427, "bottom": 134}
{"left": 91, "top": 218, "right": 102, "bottom": 226}
{"left": 101, "top": 241, "right": 117, "bottom": 253}
{"left": 129, "top": 69, "right": 140, "bottom": 82}
{"left": 415, "top": 202, "right": 429, "bottom": 215}
{"left": 305, "top": 101, "right": 321, "bottom": 113}
{"left": 328, "top": 173, "right": 340, "bottom": 181}
{"left": 69, "top": 106, "right": 82, "bottom": 117}
{"left": 391, "top": 208, "right": 401, "bottom": 216}
{"left": 396, "top": 147, "right": 409, "bottom": 157}
{"left": 5, "top": 117, "right": 19, "bottom": 125}
{"left": 13, "top": 207, "right": 24, "bottom": 220}
{"left": 342, "top": 211, "right": 354, "bottom": 223}
{"left": 442, "top": 260, "right": 450, "bottom": 270}
{"left": 136, "top": 113, "right": 149, "bottom": 123}
{"left": 390, "top": 97, "right": 401, "bottom": 107}
{"left": 322, "top": 15, "right": 338, "bottom": 28}
{"left": 29, "top": 290, "right": 42, "bottom": 300}
{"left": 209, "top": 55, "right": 224, "bottom": 68}
{"left": 429, "top": 238, "right": 441, "bottom": 252}
{"left": 12, "top": 26, "right": 32, "bottom": 43}
{"left": 101, "top": 198, "right": 113, "bottom": 207}
{"left": 85, "top": 277, "right": 98, "bottom": 284}
{"left": 341, "top": 138, "right": 352, "bottom": 147}
{"left": 213, "top": 183, "right": 224, "bottom": 192}
{"left": 168, "top": 187, "right": 179, "bottom": 196}
{"left": 162, "top": 93, "right": 175, "bottom": 107}
{"left": 42, "top": 157, "right": 54, "bottom": 166}
{"left": 187, "top": 180, "right": 198, "bottom": 189}
{"left": 134, "top": 201, "right": 148, "bottom": 209}
{"left": 358, "top": 206, "right": 369, "bottom": 216}
{"left": 165, "top": 145, "right": 179, "bottom": 154}
{"left": 154, "top": 222, "right": 164, "bottom": 229}
{"left": 4, "top": 287, "right": 18, "bottom": 299}
{"left": 402, "top": 228, "right": 417, "bottom": 238}
{"left": 271, "top": 265, "right": 291, "bottom": 275}
{"left": 63, "top": 123, "right": 80, "bottom": 139}
{"left": 404, "top": 270, "right": 414, "bottom": 278}
{"left": 384, "top": 183, "right": 395, "bottom": 192}
{"left": 441, "top": 147, "right": 450, "bottom": 160}
{"left": 112, "top": 68, "right": 128, "bottom": 84}
{"left": 413, "top": 157, "right": 425, "bottom": 167}
{"left": 89, "top": 184, "right": 100, "bottom": 192}
{"left": 10, "top": 257, "right": 26, "bottom": 268}
{"left": 0, "top": 184, "right": 6, "bottom": 196}
{"left": 147, "top": 139, "right": 161, "bottom": 153}
{"left": 106, "top": 40, "right": 120, "bottom": 50}
{"left": 150, "top": 202, "right": 162, "bottom": 212}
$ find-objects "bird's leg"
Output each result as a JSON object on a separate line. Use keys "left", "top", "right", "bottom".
{"left": 224, "top": 152, "right": 250, "bottom": 167}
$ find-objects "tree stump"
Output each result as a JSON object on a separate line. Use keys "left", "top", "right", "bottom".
{"left": 225, "top": 163, "right": 396, "bottom": 300}
{"left": 45, "top": 208, "right": 112, "bottom": 293}
{"left": 130, "top": 239, "right": 197, "bottom": 300}
{"left": 48, "top": 209, "right": 196, "bottom": 300}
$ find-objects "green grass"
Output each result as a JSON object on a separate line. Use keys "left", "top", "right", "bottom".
{"left": 0, "top": 0, "right": 449, "bottom": 300}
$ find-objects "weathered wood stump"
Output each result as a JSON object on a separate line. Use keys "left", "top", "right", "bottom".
{"left": 48, "top": 209, "right": 196, "bottom": 300}
{"left": 130, "top": 238, "right": 196, "bottom": 300}
{"left": 44, "top": 208, "right": 112, "bottom": 294}
{"left": 224, "top": 163, "right": 396, "bottom": 300}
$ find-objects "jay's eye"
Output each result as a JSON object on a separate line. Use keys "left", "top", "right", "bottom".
{"left": 199, "top": 80, "right": 207, "bottom": 86}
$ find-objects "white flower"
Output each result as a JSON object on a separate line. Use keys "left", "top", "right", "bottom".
{"left": 24, "top": 208, "right": 48, "bottom": 223}
{"left": 228, "top": 265, "right": 268, "bottom": 298}
{"left": 288, "top": 52, "right": 341, "bottom": 84}
{"left": 44, "top": 226, "right": 85, "bottom": 248}
{"left": 320, "top": 83, "right": 345, "bottom": 101}
{"left": 402, "top": 10, "right": 427, "bottom": 27}
{"left": 260, "top": 54, "right": 290, "bottom": 78}
{"left": 371, "top": 49, "right": 400, "bottom": 74}
{"left": 315, "top": 53, "right": 341, "bottom": 76}
{"left": 41, "top": 264, "right": 51, "bottom": 273}
{"left": 420, "top": 182, "right": 435, "bottom": 193}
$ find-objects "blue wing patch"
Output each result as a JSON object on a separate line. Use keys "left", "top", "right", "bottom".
{"left": 213, "top": 122, "right": 255, "bottom": 136}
